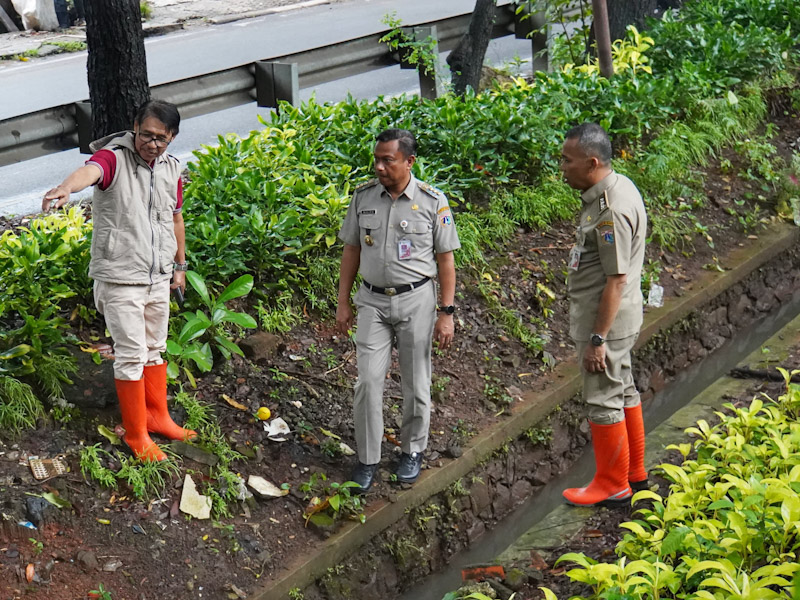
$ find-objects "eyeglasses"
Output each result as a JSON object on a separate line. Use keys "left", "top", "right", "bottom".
{"left": 136, "top": 132, "right": 172, "bottom": 148}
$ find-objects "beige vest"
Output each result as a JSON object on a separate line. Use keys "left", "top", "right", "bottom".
{"left": 88, "top": 131, "right": 181, "bottom": 285}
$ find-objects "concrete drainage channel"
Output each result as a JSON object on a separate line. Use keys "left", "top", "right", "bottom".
{"left": 257, "top": 223, "right": 800, "bottom": 600}
{"left": 402, "top": 278, "right": 800, "bottom": 600}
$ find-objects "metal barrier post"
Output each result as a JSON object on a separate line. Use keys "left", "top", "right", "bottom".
{"left": 514, "top": 1, "right": 549, "bottom": 73}
{"left": 399, "top": 25, "right": 442, "bottom": 100}
{"left": 75, "top": 101, "right": 93, "bottom": 154}
{"left": 255, "top": 61, "right": 299, "bottom": 109}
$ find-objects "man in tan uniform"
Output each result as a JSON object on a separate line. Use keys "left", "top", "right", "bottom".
{"left": 336, "top": 129, "right": 460, "bottom": 492}
{"left": 560, "top": 123, "right": 648, "bottom": 506}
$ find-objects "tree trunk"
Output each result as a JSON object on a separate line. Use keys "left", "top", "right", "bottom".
{"left": 446, "top": 0, "right": 496, "bottom": 96}
{"left": 606, "top": 0, "right": 657, "bottom": 43}
{"left": 85, "top": 0, "right": 150, "bottom": 140}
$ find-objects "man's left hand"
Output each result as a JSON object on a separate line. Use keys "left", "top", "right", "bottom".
{"left": 583, "top": 343, "right": 606, "bottom": 373}
{"left": 171, "top": 270, "right": 186, "bottom": 293}
{"left": 434, "top": 314, "right": 454, "bottom": 350}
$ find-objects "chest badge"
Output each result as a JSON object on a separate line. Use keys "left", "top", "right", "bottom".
{"left": 400, "top": 219, "right": 409, "bottom": 231}
{"left": 411, "top": 204, "right": 418, "bottom": 211}
{"left": 364, "top": 234, "right": 374, "bottom": 246}
{"left": 586, "top": 216, "right": 592, "bottom": 222}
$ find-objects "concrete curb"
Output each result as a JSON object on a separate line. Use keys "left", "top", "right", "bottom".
{"left": 253, "top": 221, "right": 800, "bottom": 600}
{"left": 207, "top": 0, "right": 334, "bottom": 25}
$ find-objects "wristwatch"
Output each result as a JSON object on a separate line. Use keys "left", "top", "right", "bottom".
{"left": 590, "top": 333, "right": 605, "bottom": 347}
{"left": 438, "top": 305, "right": 456, "bottom": 315}
{"left": 173, "top": 261, "right": 189, "bottom": 271}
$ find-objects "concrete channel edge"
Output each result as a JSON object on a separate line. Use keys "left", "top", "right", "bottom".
{"left": 254, "top": 222, "right": 800, "bottom": 600}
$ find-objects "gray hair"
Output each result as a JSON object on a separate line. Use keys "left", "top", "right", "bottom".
{"left": 565, "top": 123, "right": 612, "bottom": 166}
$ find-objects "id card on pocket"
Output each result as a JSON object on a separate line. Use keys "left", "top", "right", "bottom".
{"left": 398, "top": 239, "right": 412, "bottom": 260}
{"left": 568, "top": 246, "right": 581, "bottom": 270}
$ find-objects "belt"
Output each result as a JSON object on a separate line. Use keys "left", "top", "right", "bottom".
{"left": 363, "top": 277, "right": 430, "bottom": 297}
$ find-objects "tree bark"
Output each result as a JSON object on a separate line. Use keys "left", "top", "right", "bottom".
{"left": 85, "top": 0, "right": 150, "bottom": 140}
{"left": 606, "top": 0, "right": 657, "bottom": 43}
{"left": 447, "top": 0, "right": 496, "bottom": 96}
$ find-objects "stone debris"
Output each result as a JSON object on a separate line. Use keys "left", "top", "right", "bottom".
{"left": 179, "top": 475, "right": 212, "bottom": 520}
{"left": 247, "top": 475, "right": 288, "bottom": 499}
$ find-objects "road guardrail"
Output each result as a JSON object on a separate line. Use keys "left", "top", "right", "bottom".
{"left": 0, "top": 2, "right": 546, "bottom": 166}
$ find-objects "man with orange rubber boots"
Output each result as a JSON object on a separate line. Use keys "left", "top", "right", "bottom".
{"left": 42, "top": 99, "right": 194, "bottom": 462}
{"left": 559, "top": 123, "right": 648, "bottom": 506}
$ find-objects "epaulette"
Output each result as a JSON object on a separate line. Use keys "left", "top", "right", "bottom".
{"left": 598, "top": 190, "right": 610, "bottom": 212}
{"left": 418, "top": 181, "right": 446, "bottom": 200}
{"left": 355, "top": 178, "right": 379, "bottom": 193}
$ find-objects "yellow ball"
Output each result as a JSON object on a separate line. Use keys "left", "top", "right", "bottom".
{"left": 256, "top": 407, "right": 271, "bottom": 421}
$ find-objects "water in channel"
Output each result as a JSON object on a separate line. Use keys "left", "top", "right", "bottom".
{"left": 400, "top": 289, "right": 800, "bottom": 600}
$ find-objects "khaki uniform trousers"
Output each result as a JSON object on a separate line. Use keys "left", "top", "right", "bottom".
{"left": 575, "top": 333, "right": 640, "bottom": 425}
{"left": 353, "top": 280, "right": 437, "bottom": 465}
{"left": 94, "top": 280, "right": 171, "bottom": 381}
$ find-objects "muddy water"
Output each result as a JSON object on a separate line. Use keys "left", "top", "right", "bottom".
{"left": 401, "top": 289, "right": 800, "bottom": 600}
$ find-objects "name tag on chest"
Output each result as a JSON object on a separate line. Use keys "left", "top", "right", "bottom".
{"left": 398, "top": 239, "right": 412, "bottom": 260}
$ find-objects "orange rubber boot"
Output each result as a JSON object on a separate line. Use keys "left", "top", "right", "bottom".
{"left": 625, "top": 403, "right": 648, "bottom": 490}
{"left": 116, "top": 378, "right": 166, "bottom": 462}
{"left": 143, "top": 363, "right": 197, "bottom": 441}
{"left": 563, "top": 420, "right": 632, "bottom": 506}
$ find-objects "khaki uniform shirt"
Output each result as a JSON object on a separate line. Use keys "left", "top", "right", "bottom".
{"left": 338, "top": 175, "right": 460, "bottom": 287}
{"left": 568, "top": 172, "right": 647, "bottom": 341}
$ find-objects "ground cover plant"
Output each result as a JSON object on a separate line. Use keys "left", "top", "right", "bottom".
{"left": 538, "top": 368, "right": 800, "bottom": 600}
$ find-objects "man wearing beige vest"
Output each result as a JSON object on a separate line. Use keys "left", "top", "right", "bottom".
{"left": 42, "top": 99, "right": 195, "bottom": 462}
{"left": 560, "top": 123, "right": 648, "bottom": 506}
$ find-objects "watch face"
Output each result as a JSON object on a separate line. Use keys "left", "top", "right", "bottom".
{"left": 441, "top": 305, "right": 455, "bottom": 314}
{"left": 591, "top": 334, "right": 604, "bottom": 346}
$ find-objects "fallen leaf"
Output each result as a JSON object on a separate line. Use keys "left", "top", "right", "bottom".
{"left": 26, "top": 563, "right": 34, "bottom": 582}
{"left": 97, "top": 424, "right": 121, "bottom": 445}
{"left": 222, "top": 394, "right": 247, "bottom": 411}
{"left": 529, "top": 550, "right": 549, "bottom": 570}
{"left": 42, "top": 492, "right": 72, "bottom": 509}
{"left": 585, "top": 529, "right": 603, "bottom": 538}
{"left": 96, "top": 518, "right": 110, "bottom": 525}
{"left": 319, "top": 428, "right": 340, "bottom": 440}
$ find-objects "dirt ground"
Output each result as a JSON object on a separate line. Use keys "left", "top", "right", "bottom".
{"left": 0, "top": 98, "right": 798, "bottom": 600}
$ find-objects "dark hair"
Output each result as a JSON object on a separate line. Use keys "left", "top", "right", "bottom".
{"left": 565, "top": 122, "right": 612, "bottom": 166}
{"left": 376, "top": 129, "right": 417, "bottom": 158}
{"left": 134, "top": 99, "right": 181, "bottom": 136}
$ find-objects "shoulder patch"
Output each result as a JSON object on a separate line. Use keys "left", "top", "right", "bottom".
{"left": 355, "top": 178, "right": 379, "bottom": 193}
{"left": 418, "top": 181, "right": 446, "bottom": 200}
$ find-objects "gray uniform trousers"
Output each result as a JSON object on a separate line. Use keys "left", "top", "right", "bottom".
{"left": 353, "top": 280, "right": 437, "bottom": 465}
{"left": 575, "top": 333, "right": 640, "bottom": 425}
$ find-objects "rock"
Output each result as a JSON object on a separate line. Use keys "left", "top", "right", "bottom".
{"left": 649, "top": 368, "right": 666, "bottom": 393}
{"left": 247, "top": 475, "right": 288, "bottom": 499}
{"left": 76, "top": 549, "right": 99, "bottom": 572}
{"left": 531, "top": 462, "right": 551, "bottom": 485}
{"left": 179, "top": 475, "right": 212, "bottom": 520}
{"left": 445, "top": 445, "right": 463, "bottom": 459}
{"left": 470, "top": 481, "right": 492, "bottom": 514}
{"left": 510, "top": 479, "right": 532, "bottom": 505}
{"left": 170, "top": 442, "right": 219, "bottom": 467}
{"left": 466, "top": 519, "right": 486, "bottom": 545}
{"left": 504, "top": 567, "right": 529, "bottom": 591}
{"left": 727, "top": 294, "right": 752, "bottom": 327}
{"left": 102, "top": 558, "right": 123, "bottom": 572}
{"left": 239, "top": 331, "right": 283, "bottom": 361}
{"left": 476, "top": 334, "right": 488, "bottom": 343}
{"left": 502, "top": 355, "right": 521, "bottom": 368}
{"left": 492, "top": 483, "right": 512, "bottom": 517}
{"left": 488, "top": 579, "right": 515, "bottom": 600}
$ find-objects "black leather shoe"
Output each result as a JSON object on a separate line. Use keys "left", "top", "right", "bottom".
{"left": 350, "top": 462, "right": 378, "bottom": 494}
{"left": 395, "top": 452, "right": 423, "bottom": 484}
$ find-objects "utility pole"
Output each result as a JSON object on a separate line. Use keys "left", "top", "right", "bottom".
{"left": 591, "top": 0, "right": 614, "bottom": 77}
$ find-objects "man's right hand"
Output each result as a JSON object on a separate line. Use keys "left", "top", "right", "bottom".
{"left": 336, "top": 302, "right": 354, "bottom": 336}
{"left": 42, "top": 185, "right": 69, "bottom": 212}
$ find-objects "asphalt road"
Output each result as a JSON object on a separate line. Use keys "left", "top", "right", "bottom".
{"left": 0, "top": 0, "right": 533, "bottom": 216}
